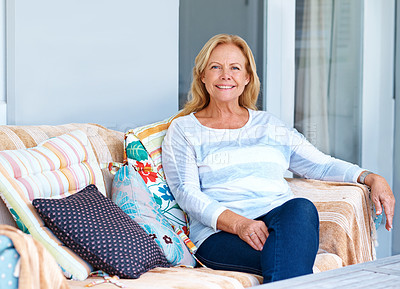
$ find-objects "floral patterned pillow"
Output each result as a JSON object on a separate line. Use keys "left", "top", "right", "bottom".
{"left": 111, "top": 165, "right": 195, "bottom": 267}
{"left": 125, "top": 125, "right": 189, "bottom": 235}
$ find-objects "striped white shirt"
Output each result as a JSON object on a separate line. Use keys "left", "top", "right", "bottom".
{"left": 162, "top": 109, "right": 363, "bottom": 248}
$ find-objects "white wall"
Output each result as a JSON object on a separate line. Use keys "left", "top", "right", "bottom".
{"left": 6, "top": 0, "right": 179, "bottom": 132}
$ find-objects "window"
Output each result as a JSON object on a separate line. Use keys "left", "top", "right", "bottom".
{"left": 294, "top": 0, "right": 363, "bottom": 164}
{"left": 179, "top": 0, "right": 265, "bottom": 109}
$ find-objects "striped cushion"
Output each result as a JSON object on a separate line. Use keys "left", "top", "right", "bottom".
{"left": 0, "top": 130, "right": 106, "bottom": 280}
{"left": 126, "top": 111, "right": 184, "bottom": 178}
{"left": 0, "top": 123, "right": 125, "bottom": 198}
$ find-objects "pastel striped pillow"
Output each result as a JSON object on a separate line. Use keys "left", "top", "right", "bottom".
{"left": 0, "top": 130, "right": 105, "bottom": 280}
{"left": 126, "top": 111, "right": 184, "bottom": 178}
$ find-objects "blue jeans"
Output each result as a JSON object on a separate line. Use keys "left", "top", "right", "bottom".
{"left": 195, "top": 198, "right": 319, "bottom": 283}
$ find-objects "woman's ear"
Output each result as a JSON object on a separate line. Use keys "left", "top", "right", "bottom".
{"left": 245, "top": 75, "right": 250, "bottom": 85}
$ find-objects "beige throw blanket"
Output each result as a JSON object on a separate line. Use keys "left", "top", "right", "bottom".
{"left": 287, "top": 178, "right": 375, "bottom": 266}
{"left": 0, "top": 225, "right": 70, "bottom": 289}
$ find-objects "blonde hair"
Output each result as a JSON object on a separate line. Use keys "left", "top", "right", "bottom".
{"left": 182, "top": 34, "right": 260, "bottom": 115}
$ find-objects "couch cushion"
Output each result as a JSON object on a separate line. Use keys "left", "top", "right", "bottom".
{"left": 0, "top": 130, "right": 106, "bottom": 280}
{"left": 313, "top": 252, "right": 343, "bottom": 273}
{"left": 0, "top": 235, "right": 19, "bottom": 289}
{"left": 0, "top": 123, "right": 125, "bottom": 198}
{"left": 67, "top": 267, "right": 262, "bottom": 289}
{"left": 111, "top": 164, "right": 195, "bottom": 267}
{"left": 33, "top": 184, "right": 170, "bottom": 279}
{"left": 124, "top": 112, "right": 189, "bottom": 236}
{"left": 126, "top": 111, "right": 184, "bottom": 176}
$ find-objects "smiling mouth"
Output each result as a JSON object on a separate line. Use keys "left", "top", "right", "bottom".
{"left": 216, "top": 85, "right": 235, "bottom": 89}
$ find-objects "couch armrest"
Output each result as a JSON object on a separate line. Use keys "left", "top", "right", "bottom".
{"left": 286, "top": 178, "right": 375, "bottom": 267}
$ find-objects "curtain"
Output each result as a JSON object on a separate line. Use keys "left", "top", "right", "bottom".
{"left": 295, "top": 0, "right": 334, "bottom": 154}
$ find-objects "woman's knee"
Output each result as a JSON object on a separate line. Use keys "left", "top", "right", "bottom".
{"left": 282, "top": 198, "right": 319, "bottom": 228}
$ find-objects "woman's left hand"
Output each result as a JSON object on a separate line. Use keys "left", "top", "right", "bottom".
{"left": 363, "top": 173, "right": 396, "bottom": 231}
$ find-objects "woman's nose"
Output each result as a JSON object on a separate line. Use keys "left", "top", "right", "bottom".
{"left": 220, "top": 68, "right": 231, "bottom": 80}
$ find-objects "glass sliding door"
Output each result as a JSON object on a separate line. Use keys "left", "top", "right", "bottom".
{"left": 294, "top": 0, "right": 363, "bottom": 164}
{"left": 179, "top": 0, "right": 265, "bottom": 109}
{"left": 393, "top": 0, "right": 400, "bottom": 256}
{"left": 0, "top": 1, "right": 6, "bottom": 124}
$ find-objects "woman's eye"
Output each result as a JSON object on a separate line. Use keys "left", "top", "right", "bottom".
{"left": 211, "top": 65, "right": 220, "bottom": 69}
{"left": 232, "top": 66, "right": 240, "bottom": 70}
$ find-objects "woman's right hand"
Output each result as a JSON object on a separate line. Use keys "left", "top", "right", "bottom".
{"left": 234, "top": 218, "right": 269, "bottom": 251}
{"left": 217, "top": 210, "right": 269, "bottom": 251}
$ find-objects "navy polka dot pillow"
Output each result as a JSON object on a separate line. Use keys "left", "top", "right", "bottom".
{"left": 32, "top": 184, "right": 170, "bottom": 279}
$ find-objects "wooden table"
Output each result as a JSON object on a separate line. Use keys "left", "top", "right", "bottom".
{"left": 256, "top": 254, "right": 400, "bottom": 288}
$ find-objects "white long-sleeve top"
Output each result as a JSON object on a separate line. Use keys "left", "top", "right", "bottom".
{"left": 162, "top": 109, "right": 364, "bottom": 248}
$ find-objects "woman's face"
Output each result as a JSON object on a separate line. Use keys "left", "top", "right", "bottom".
{"left": 201, "top": 43, "right": 250, "bottom": 105}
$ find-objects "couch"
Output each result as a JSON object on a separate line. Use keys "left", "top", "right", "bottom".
{"left": 0, "top": 121, "right": 376, "bottom": 289}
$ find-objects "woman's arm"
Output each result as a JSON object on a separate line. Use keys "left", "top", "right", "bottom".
{"left": 288, "top": 129, "right": 363, "bottom": 183}
{"left": 359, "top": 172, "right": 395, "bottom": 231}
{"left": 287, "top": 127, "right": 395, "bottom": 231}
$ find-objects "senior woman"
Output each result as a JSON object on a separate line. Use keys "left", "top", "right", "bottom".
{"left": 161, "top": 34, "right": 395, "bottom": 283}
